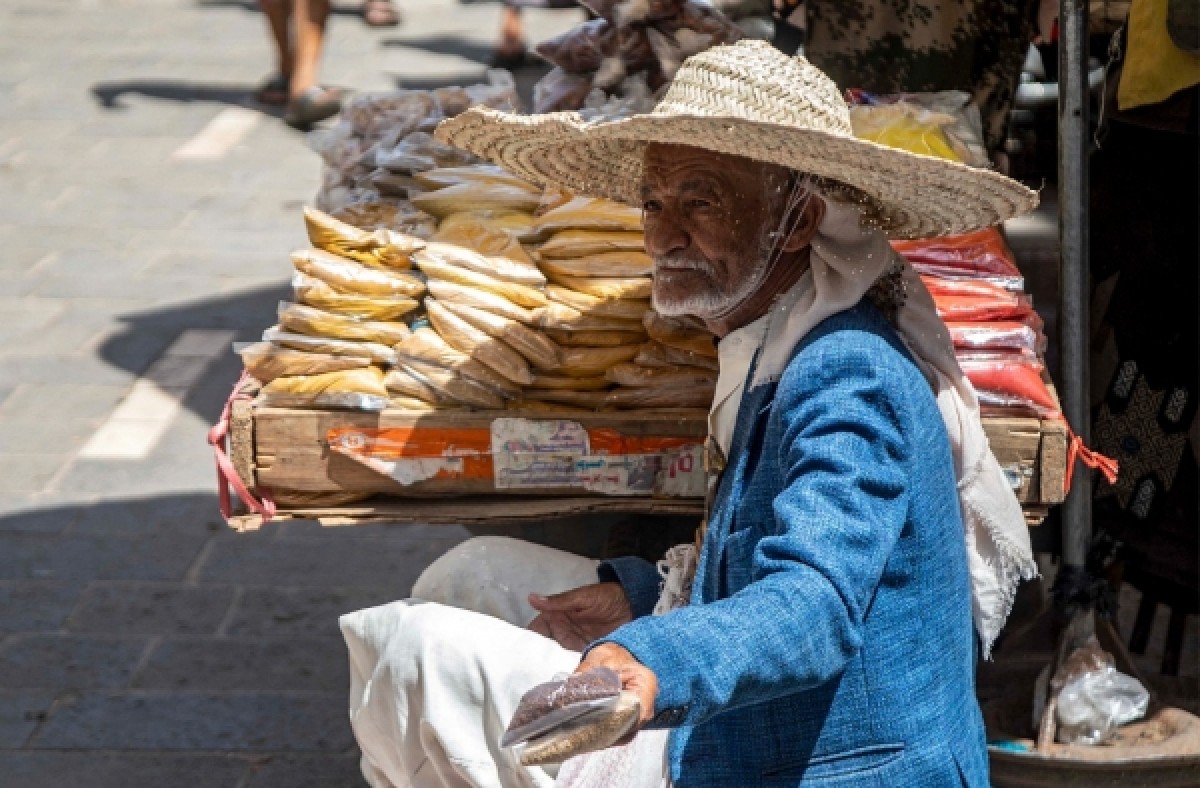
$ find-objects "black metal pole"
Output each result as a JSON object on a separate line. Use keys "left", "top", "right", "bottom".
{"left": 1058, "top": 0, "right": 1092, "bottom": 631}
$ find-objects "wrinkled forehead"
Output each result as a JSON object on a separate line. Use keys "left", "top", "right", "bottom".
{"left": 641, "top": 143, "right": 790, "bottom": 197}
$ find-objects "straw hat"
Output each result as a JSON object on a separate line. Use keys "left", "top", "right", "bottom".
{"left": 436, "top": 40, "right": 1037, "bottom": 239}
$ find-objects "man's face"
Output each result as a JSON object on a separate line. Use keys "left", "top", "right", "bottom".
{"left": 641, "top": 143, "right": 789, "bottom": 319}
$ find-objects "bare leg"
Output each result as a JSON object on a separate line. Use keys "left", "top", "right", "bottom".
{"left": 496, "top": 4, "right": 525, "bottom": 58}
{"left": 290, "top": 0, "right": 330, "bottom": 99}
{"left": 261, "top": 0, "right": 294, "bottom": 78}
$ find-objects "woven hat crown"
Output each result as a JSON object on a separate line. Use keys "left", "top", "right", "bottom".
{"left": 653, "top": 40, "right": 853, "bottom": 136}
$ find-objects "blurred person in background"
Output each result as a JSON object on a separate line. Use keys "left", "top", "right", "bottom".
{"left": 363, "top": 0, "right": 401, "bottom": 27}
{"left": 257, "top": 0, "right": 344, "bottom": 129}
{"left": 492, "top": 0, "right": 587, "bottom": 69}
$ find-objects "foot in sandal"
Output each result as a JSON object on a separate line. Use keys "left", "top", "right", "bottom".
{"left": 363, "top": 0, "right": 400, "bottom": 27}
{"left": 284, "top": 86, "right": 344, "bottom": 130}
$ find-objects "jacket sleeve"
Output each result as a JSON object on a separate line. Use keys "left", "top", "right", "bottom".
{"left": 597, "top": 557, "right": 661, "bottom": 620}
{"left": 591, "top": 339, "right": 912, "bottom": 728}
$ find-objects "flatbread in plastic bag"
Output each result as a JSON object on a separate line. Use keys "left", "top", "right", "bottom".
{"left": 293, "top": 272, "right": 420, "bottom": 320}
{"left": 535, "top": 303, "right": 646, "bottom": 333}
{"left": 291, "top": 248, "right": 425, "bottom": 297}
{"left": 558, "top": 344, "right": 641, "bottom": 377}
{"left": 544, "top": 328, "right": 647, "bottom": 347}
{"left": 277, "top": 302, "right": 410, "bottom": 346}
{"left": 414, "top": 255, "right": 549, "bottom": 308}
{"left": 416, "top": 241, "right": 545, "bottom": 286}
{"left": 643, "top": 312, "right": 717, "bottom": 357}
{"left": 425, "top": 279, "right": 537, "bottom": 325}
{"left": 438, "top": 211, "right": 540, "bottom": 243}
{"left": 521, "top": 388, "right": 609, "bottom": 409}
{"left": 426, "top": 298, "right": 534, "bottom": 385}
{"left": 604, "top": 383, "right": 715, "bottom": 408}
{"left": 411, "top": 182, "right": 543, "bottom": 219}
{"left": 432, "top": 219, "right": 537, "bottom": 267}
{"left": 375, "top": 132, "right": 479, "bottom": 174}
{"left": 605, "top": 362, "right": 716, "bottom": 387}
{"left": 414, "top": 165, "right": 539, "bottom": 195}
{"left": 546, "top": 285, "right": 650, "bottom": 321}
{"left": 263, "top": 326, "right": 399, "bottom": 366}
{"left": 536, "top": 252, "right": 653, "bottom": 278}
{"left": 538, "top": 230, "right": 645, "bottom": 258}
{"left": 396, "top": 327, "right": 522, "bottom": 395}
{"left": 382, "top": 364, "right": 445, "bottom": 405}
{"left": 304, "top": 207, "right": 425, "bottom": 269}
{"left": 634, "top": 340, "right": 718, "bottom": 371}
{"left": 392, "top": 360, "right": 506, "bottom": 409}
{"left": 237, "top": 342, "right": 371, "bottom": 384}
{"left": 544, "top": 272, "right": 652, "bottom": 300}
{"left": 437, "top": 300, "right": 562, "bottom": 371}
{"left": 530, "top": 373, "right": 611, "bottom": 391}
{"left": 259, "top": 367, "right": 389, "bottom": 411}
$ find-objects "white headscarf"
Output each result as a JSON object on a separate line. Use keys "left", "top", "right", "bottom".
{"left": 745, "top": 196, "right": 1038, "bottom": 657}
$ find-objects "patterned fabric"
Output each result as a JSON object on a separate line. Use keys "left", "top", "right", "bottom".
{"left": 802, "top": 0, "right": 1035, "bottom": 153}
{"left": 594, "top": 301, "right": 989, "bottom": 786}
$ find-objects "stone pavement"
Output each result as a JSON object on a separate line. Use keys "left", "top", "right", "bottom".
{"left": 0, "top": 1, "right": 584, "bottom": 784}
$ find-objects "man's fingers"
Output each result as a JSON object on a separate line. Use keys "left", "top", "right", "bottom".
{"left": 528, "top": 589, "right": 584, "bottom": 613}
{"left": 527, "top": 614, "right": 552, "bottom": 639}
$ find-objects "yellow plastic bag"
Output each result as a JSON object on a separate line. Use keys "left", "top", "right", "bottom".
{"left": 437, "top": 300, "right": 562, "bottom": 371}
{"left": 529, "top": 373, "right": 611, "bottom": 391}
{"left": 237, "top": 342, "right": 370, "bottom": 384}
{"left": 544, "top": 328, "right": 648, "bottom": 347}
{"left": 396, "top": 327, "right": 521, "bottom": 395}
{"left": 277, "top": 302, "right": 410, "bottom": 346}
{"left": 634, "top": 341, "right": 719, "bottom": 371}
{"left": 544, "top": 273, "right": 652, "bottom": 300}
{"left": 604, "top": 362, "right": 717, "bottom": 388}
{"left": 416, "top": 241, "right": 545, "bottom": 286}
{"left": 433, "top": 218, "right": 537, "bottom": 266}
{"left": 439, "top": 211, "right": 540, "bottom": 243}
{"left": 534, "top": 303, "right": 646, "bottom": 333}
{"left": 535, "top": 183, "right": 575, "bottom": 216}
{"left": 415, "top": 256, "right": 549, "bottom": 308}
{"left": 546, "top": 285, "right": 650, "bottom": 321}
{"left": 413, "top": 165, "right": 540, "bottom": 195}
{"left": 426, "top": 279, "right": 537, "bottom": 325}
{"left": 604, "top": 384, "right": 715, "bottom": 409}
{"left": 411, "top": 182, "right": 542, "bottom": 219}
{"left": 643, "top": 313, "right": 717, "bottom": 358}
{"left": 848, "top": 104, "right": 963, "bottom": 163}
{"left": 536, "top": 252, "right": 654, "bottom": 278}
{"left": 263, "top": 326, "right": 399, "bottom": 365}
{"left": 304, "top": 207, "right": 425, "bottom": 269}
{"left": 382, "top": 365, "right": 444, "bottom": 405}
{"left": 291, "top": 248, "right": 425, "bottom": 297}
{"left": 533, "top": 197, "right": 643, "bottom": 233}
{"left": 388, "top": 395, "right": 444, "bottom": 412}
{"left": 392, "top": 359, "right": 506, "bottom": 409}
{"left": 558, "top": 344, "right": 642, "bottom": 377}
{"left": 293, "top": 272, "right": 421, "bottom": 320}
{"left": 259, "top": 367, "right": 390, "bottom": 411}
{"left": 538, "top": 230, "right": 646, "bottom": 258}
{"left": 426, "top": 298, "right": 534, "bottom": 385}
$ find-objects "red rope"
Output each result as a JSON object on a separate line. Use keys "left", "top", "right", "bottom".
{"left": 1064, "top": 426, "right": 1119, "bottom": 493}
{"left": 208, "top": 371, "right": 276, "bottom": 523}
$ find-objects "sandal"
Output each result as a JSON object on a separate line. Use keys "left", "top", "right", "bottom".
{"left": 284, "top": 86, "right": 344, "bottom": 130}
{"left": 363, "top": 0, "right": 400, "bottom": 27}
{"left": 490, "top": 45, "right": 531, "bottom": 70}
{"left": 255, "top": 74, "right": 290, "bottom": 106}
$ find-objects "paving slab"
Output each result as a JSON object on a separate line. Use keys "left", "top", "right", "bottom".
{"left": 0, "top": 752, "right": 251, "bottom": 788}
{"left": 0, "top": 581, "right": 83, "bottom": 633}
{"left": 66, "top": 583, "right": 236, "bottom": 636}
{"left": 0, "top": 532, "right": 206, "bottom": 583}
{"left": 0, "top": 690, "right": 58, "bottom": 748}
{"left": 133, "top": 636, "right": 348, "bottom": 692}
{"left": 224, "top": 587, "right": 408, "bottom": 638}
{"left": 32, "top": 691, "right": 354, "bottom": 752}
{"left": 0, "top": 634, "right": 149, "bottom": 690}
{"left": 244, "top": 753, "right": 365, "bottom": 788}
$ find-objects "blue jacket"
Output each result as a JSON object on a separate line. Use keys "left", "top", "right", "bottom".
{"left": 594, "top": 301, "right": 988, "bottom": 786}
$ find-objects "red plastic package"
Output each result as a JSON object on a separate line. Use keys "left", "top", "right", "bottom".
{"left": 931, "top": 290, "right": 1035, "bottom": 323}
{"left": 946, "top": 321, "right": 1046, "bottom": 356}
{"left": 960, "top": 356, "right": 1060, "bottom": 418}
{"left": 894, "top": 228, "right": 1024, "bottom": 290}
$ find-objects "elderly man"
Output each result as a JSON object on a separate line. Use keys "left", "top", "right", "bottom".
{"left": 342, "top": 41, "right": 1039, "bottom": 787}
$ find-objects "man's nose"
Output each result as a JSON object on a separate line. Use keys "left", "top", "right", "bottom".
{"left": 644, "top": 212, "right": 689, "bottom": 259}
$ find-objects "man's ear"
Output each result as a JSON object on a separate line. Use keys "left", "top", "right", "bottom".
{"left": 778, "top": 194, "right": 825, "bottom": 253}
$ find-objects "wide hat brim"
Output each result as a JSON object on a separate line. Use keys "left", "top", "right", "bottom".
{"left": 436, "top": 107, "right": 1038, "bottom": 240}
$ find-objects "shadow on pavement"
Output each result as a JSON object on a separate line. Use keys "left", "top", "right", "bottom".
{"left": 380, "top": 33, "right": 499, "bottom": 65}
{"left": 90, "top": 80, "right": 283, "bottom": 117}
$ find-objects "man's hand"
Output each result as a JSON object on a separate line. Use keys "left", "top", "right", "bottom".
{"left": 577, "top": 642, "right": 659, "bottom": 730}
{"left": 527, "top": 582, "right": 632, "bottom": 651}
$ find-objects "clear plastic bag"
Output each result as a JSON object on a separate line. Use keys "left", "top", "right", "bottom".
{"left": 439, "top": 210, "right": 541, "bottom": 243}
{"left": 391, "top": 360, "right": 506, "bottom": 409}
{"left": 534, "top": 196, "right": 643, "bottom": 234}
{"left": 537, "top": 252, "right": 654, "bottom": 278}
{"left": 558, "top": 344, "right": 642, "bottom": 376}
{"left": 1057, "top": 664, "right": 1150, "bottom": 745}
{"left": 437, "top": 299, "right": 563, "bottom": 371}
{"left": 533, "top": 67, "right": 595, "bottom": 114}
{"left": 535, "top": 303, "right": 646, "bottom": 333}
{"left": 292, "top": 272, "right": 421, "bottom": 321}
{"left": 411, "top": 182, "right": 543, "bottom": 220}
{"left": 236, "top": 342, "right": 371, "bottom": 384}
{"left": 417, "top": 241, "right": 545, "bottom": 286}
{"left": 413, "top": 165, "right": 539, "bottom": 195}
{"left": 959, "top": 357, "right": 1060, "bottom": 418}
{"left": 426, "top": 298, "right": 534, "bottom": 385}
{"left": 381, "top": 364, "right": 444, "bottom": 405}
{"left": 263, "top": 325, "right": 399, "bottom": 366}
{"left": 546, "top": 285, "right": 650, "bottom": 321}
{"left": 518, "top": 693, "right": 641, "bottom": 766}
{"left": 290, "top": 248, "right": 426, "bottom": 298}
{"left": 504, "top": 668, "right": 623, "bottom": 748}
{"left": 375, "top": 131, "right": 480, "bottom": 174}
{"left": 945, "top": 321, "right": 1046, "bottom": 356}
{"left": 892, "top": 228, "right": 1023, "bottom": 288}
{"left": 304, "top": 207, "right": 425, "bottom": 269}
{"left": 258, "top": 367, "right": 389, "bottom": 411}
{"left": 642, "top": 312, "right": 717, "bottom": 358}
{"left": 545, "top": 328, "right": 648, "bottom": 347}
{"left": 544, "top": 272, "right": 652, "bottom": 300}
{"left": 414, "top": 254, "right": 549, "bottom": 308}
{"left": 426, "top": 279, "right": 537, "bottom": 326}
{"left": 605, "top": 362, "right": 716, "bottom": 387}
{"left": 847, "top": 90, "right": 989, "bottom": 169}
{"left": 529, "top": 373, "right": 611, "bottom": 391}
{"left": 277, "top": 302, "right": 411, "bottom": 346}
{"left": 521, "top": 388, "right": 610, "bottom": 408}
{"left": 332, "top": 199, "right": 438, "bottom": 239}
{"left": 396, "top": 327, "right": 522, "bottom": 395}
{"left": 604, "top": 383, "right": 715, "bottom": 408}
{"left": 538, "top": 230, "right": 645, "bottom": 258}
{"left": 535, "top": 19, "right": 613, "bottom": 74}
{"left": 634, "top": 340, "right": 719, "bottom": 371}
